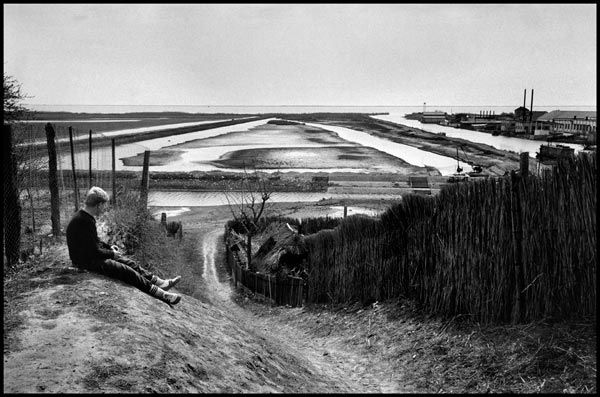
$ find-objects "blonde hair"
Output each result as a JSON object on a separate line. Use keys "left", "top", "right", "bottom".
{"left": 84, "top": 186, "right": 110, "bottom": 206}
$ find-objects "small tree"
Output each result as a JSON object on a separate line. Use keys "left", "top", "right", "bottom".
{"left": 3, "top": 73, "right": 31, "bottom": 267}
{"left": 3, "top": 74, "right": 43, "bottom": 235}
{"left": 3, "top": 73, "right": 30, "bottom": 124}
{"left": 224, "top": 166, "right": 272, "bottom": 271}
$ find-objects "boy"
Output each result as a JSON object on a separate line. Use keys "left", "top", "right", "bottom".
{"left": 66, "top": 187, "right": 182, "bottom": 306}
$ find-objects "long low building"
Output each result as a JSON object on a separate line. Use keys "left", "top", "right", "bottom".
{"left": 533, "top": 110, "right": 596, "bottom": 141}
{"left": 420, "top": 111, "right": 447, "bottom": 124}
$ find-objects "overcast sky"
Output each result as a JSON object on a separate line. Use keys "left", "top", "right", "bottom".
{"left": 3, "top": 3, "right": 597, "bottom": 107}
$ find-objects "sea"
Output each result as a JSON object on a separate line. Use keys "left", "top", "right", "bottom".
{"left": 24, "top": 104, "right": 596, "bottom": 115}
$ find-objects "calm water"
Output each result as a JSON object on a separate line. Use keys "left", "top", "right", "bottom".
{"left": 150, "top": 204, "right": 383, "bottom": 218}
{"left": 148, "top": 190, "right": 401, "bottom": 207}
{"left": 59, "top": 117, "right": 473, "bottom": 175}
{"left": 46, "top": 104, "right": 591, "bottom": 176}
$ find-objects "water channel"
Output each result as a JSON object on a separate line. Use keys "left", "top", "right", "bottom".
{"left": 60, "top": 117, "right": 473, "bottom": 175}
{"left": 370, "top": 114, "right": 585, "bottom": 157}
{"left": 148, "top": 190, "right": 401, "bottom": 208}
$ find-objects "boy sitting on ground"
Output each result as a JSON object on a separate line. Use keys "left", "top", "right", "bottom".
{"left": 66, "top": 186, "right": 182, "bottom": 306}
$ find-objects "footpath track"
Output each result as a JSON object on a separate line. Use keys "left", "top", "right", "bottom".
{"left": 196, "top": 225, "right": 404, "bottom": 393}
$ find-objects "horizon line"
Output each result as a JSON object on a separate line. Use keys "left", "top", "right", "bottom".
{"left": 24, "top": 103, "right": 597, "bottom": 108}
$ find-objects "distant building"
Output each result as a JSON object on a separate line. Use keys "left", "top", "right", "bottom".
{"left": 534, "top": 110, "right": 596, "bottom": 139}
{"left": 420, "top": 111, "right": 446, "bottom": 124}
{"left": 514, "top": 106, "right": 531, "bottom": 123}
{"left": 515, "top": 110, "right": 547, "bottom": 135}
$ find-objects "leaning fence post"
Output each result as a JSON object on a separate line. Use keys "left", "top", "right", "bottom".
{"left": 69, "top": 127, "right": 79, "bottom": 211}
{"left": 140, "top": 150, "right": 150, "bottom": 208}
{"left": 45, "top": 123, "right": 61, "bottom": 237}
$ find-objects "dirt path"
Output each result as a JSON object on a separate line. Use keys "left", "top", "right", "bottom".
{"left": 197, "top": 224, "right": 405, "bottom": 393}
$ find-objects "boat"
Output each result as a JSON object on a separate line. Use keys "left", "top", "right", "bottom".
{"left": 447, "top": 172, "right": 470, "bottom": 183}
{"left": 536, "top": 142, "right": 575, "bottom": 161}
{"left": 447, "top": 146, "right": 487, "bottom": 182}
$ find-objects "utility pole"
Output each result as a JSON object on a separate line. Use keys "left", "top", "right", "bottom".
{"left": 528, "top": 89, "right": 534, "bottom": 135}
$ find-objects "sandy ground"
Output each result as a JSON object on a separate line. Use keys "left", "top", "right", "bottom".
{"left": 2, "top": 202, "right": 402, "bottom": 393}
{"left": 4, "top": 200, "right": 596, "bottom": 393}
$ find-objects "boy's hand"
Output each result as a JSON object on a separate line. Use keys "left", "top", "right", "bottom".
{"left": 111, "top": 245, "right": 122, "bottom": 257}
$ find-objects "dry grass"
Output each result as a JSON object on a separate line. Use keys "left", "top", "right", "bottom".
{"left": 238, "top": 295, "right": 597, "bottom": 393}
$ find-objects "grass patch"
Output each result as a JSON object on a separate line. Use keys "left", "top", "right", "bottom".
{"left": 81, "top": 357, "right": 133, "bottom": 391}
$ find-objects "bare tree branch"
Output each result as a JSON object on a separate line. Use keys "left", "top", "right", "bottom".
{"left": 222, "top": 165, "right": 273, "bottom": 271}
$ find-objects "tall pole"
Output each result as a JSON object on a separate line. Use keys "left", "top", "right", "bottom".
{"left": 523, "top": 89, "right": 526, "bottom": 122}
{"left": 88, "top": 129, "right": 93, "bottom": 188}
{"left": 528, "top": 89, "right": 534, "bottom": 135}
{"left": 69, "top": 127, "right": 79, "bottom": 211}
{"left": 111, "top": 138, "right": 117, "bottom": 207}
{"left": 45, "top": 123, "right": 61, "bottom": 236}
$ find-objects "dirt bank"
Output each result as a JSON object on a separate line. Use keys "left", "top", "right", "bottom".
{"left": 4, "top": 201, "right": 596, "bottom": 393}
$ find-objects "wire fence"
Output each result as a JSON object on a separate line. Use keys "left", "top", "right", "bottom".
{"left": 3, "top": 122, "right": 149, "bottom": 268}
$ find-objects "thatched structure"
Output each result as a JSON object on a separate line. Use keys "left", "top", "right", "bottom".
{"left": 252, "top": 222, "right": 308, "bottom": 276}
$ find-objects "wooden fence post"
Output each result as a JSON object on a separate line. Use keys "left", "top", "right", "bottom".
{"left": 510, "top": 170, "right": 526, "bottom": 323}
{"left": 2, "top": 124, "right": 21, "bottom": 266}
{"left": 520, "top": 152, "right": 529, "bottom": 178}
{"left": 88, "top": 129, "right": 93, "bottom": 187}
{"left": 69, "top": 127, "right": 79, "bottom": 211}
{"left": 111, "top": 138, "right": 117, "bottom": 206}
{"left": 45, "top": 123, "right": 61, "bottom": 237}
{"left": 140, "top": 150, "right": 150, "bottom": 208}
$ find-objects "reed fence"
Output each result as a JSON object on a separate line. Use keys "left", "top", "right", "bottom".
{"left": 224, "top": 231, "right": 304, "bottom": 307}
{"left": 304, "top": 154, "right": 596, "bottom": 324}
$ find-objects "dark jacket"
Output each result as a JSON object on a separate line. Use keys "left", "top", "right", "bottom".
{"left": 66, "top": 209, "right": 115, "bottom": 267}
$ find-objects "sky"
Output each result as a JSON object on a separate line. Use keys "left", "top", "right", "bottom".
{"left": 3, "top": 3, "right": 597, "bottom": 108}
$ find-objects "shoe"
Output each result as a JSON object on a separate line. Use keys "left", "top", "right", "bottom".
{"left": 163, "top": 292, "right": 181, "bottom": 307}
{"left": 162, "top": 276, "right": 181, "bottom": 291}
{"left": 150, "top": 285, "right": 182, "bottom": 306}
